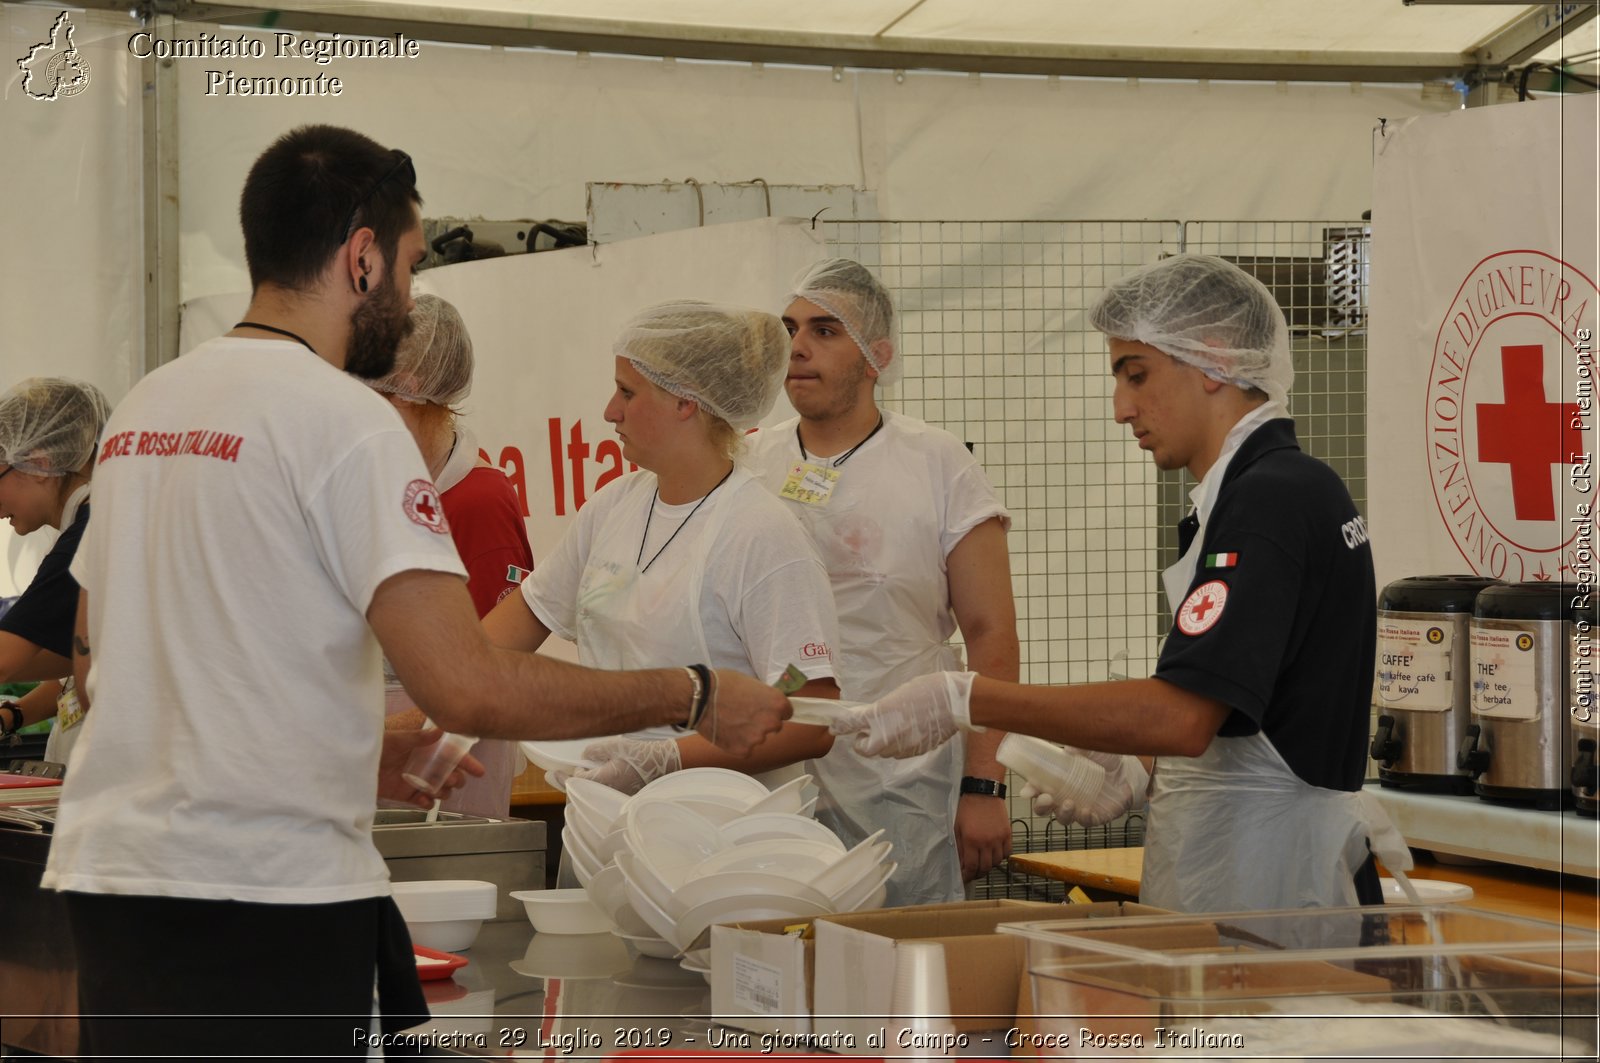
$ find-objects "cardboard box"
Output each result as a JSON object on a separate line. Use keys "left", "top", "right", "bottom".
{"left": 710, "top": 898, "right": 1164, "bottom": 1048}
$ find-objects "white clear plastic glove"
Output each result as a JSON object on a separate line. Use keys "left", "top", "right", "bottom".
{"left": 553, "top": 737, "right": 683, "bottom": 795}
{"left": 828, "top": 671, "right": 979, "bottom": 758}
{"left": 1021, "top": 749, "right": 1149, "bottom": 827}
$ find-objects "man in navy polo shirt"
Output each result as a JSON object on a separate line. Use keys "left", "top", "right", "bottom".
{"left": 829, "top": 254, "right": 1403, "bottom": 914}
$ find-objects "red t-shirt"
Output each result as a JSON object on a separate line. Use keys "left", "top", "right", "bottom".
{"left": 441, "top": 465, "right": 534, "bottom": 618}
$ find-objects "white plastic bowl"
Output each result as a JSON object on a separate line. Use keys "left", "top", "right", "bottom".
{"left": 672, "top": 871, "right": 833, "bottom": 918}
{"left": 743, "top": 774, "right": 814, "bottom": 816}
{"left": 689, "top": 838, "right": 840, "bottom": 881}
{"left": 615, "top": 851, "right": 688, "bottom": 942}
{"left": 511, "top": 888, "right": 614, "bottom": 935}
{"left": 564, "top": 777, "right": 628, "bottom": 830}
{"left": 564, "top": 798, "right": 613, "bottom": 852}
{"left": 833, "top": 860, "right": 897, "bottom": 912}
{"left": 674, "top": 893, "right": 832, "bottom": 952}
{"left": 511, "top": 930, "right": 631, "bottom": 980}
{"left": 392, "top": 880, "right": 496, "bottom": 952}
{"left": 720, "top": 813, "right": 845, "bottom": 849}
{"left": 1381, "top": 877, "right": 1475, "bottom": 904}
{"left": 811, "top": 832, "right": 891, "bottom": 898}
{"left": 616, "top": 932, "right": 679, "bottom": 959}
{"left": 625, "top": 801, "right": 725, "bottom": 889}
{"left": 630, "top": 766, "right": 769, "bottom": 807}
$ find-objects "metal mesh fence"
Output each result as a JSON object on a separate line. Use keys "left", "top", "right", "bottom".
{"left": 822, "top": 219, "right": 1369, "bottom": 898}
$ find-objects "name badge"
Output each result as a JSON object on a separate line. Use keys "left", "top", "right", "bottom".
{"left": 56, "top": 679, "right": 86, "bottom": 733}
{"left": 779, "top": 461, "right": 840, "bottom": 506}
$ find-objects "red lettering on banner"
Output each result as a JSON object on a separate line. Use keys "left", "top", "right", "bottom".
{"left": 481, "top": 446, "right": 530, "bottom": 519}
{"left": 546, "top": 417, "right": 637, "bottom": 517}
{"left": 594, "top": 439, "right": 625, "bottom": 493}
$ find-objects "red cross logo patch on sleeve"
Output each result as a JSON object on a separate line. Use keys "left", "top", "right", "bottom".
{"left": 1176, "top": 579, "right": 1229, "bottom": 636}
{"left": 403, "top": 479, "right": 450, "bottom": 534}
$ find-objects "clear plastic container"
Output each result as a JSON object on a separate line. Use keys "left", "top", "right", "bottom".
{"left": 402, "top": 728, "right": 478, "bottom": 796}
{"left": 1001, "top": 906, "right": 1599, "bottom": 1060}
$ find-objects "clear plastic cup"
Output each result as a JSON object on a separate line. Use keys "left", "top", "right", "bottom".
{"left": 402, "top": 727, "right": 478, "bottom": 796}
{"left": 996, "top": 733, "right": 1106, "bottom": 808}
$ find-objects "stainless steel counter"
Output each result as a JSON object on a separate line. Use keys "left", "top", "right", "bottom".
{"left": 411, "top": 919, "right": 724, "bottom": 1059}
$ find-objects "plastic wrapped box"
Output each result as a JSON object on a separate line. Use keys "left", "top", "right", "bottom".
{"left": 1001, "top": 905, "right": 1599, "bottom": 1060}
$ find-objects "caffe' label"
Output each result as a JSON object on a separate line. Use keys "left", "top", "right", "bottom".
{"left": 1377, "top": 619, "right": 1454, "bottom": 713}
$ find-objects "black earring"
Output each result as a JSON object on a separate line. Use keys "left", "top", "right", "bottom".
{"left": 358, "top": 275, "right": 368, "bottom": 292}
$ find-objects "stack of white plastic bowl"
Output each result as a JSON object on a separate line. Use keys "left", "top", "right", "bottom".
{"left": 558, "top": 767, "right": 895, "bottom": 976}
{"left": 392, "top": 879, "right": 498, "bottom": 952}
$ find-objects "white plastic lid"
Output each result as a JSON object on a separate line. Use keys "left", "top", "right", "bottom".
{"left": 392, "top": 879, "right": 497, "bottom": 920}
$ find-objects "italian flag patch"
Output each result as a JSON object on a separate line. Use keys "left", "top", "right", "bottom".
{"left": 1205, "top": 552, "right": 1239, "bottom": 568}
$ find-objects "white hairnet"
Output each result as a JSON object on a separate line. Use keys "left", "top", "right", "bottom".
{"left": 789, "top": 258, "right": 901, "bottom": 387}
{"left": 615, "top": 301, "right": 789, "bottom": 431}
{"left": 0, "top": 377, "right": 111, "bottom": 477}
{"left": 369, "top": 294, "right": 473, "bottom": 405}
{"left": 1089, "top": 253, "right": 1293, "bottom": 406}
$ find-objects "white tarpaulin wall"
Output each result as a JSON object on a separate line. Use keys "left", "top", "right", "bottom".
{"left": 180, "top": 217, "right": 826, "bottom": 590}
{"left": 2, "top": 2, "right": 1458, "bottom": 595}
{"left": 1369, "top": 93, "right": 1597, "bottom": 591}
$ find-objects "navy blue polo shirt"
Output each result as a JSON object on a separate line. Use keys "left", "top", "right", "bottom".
{"left": 0, "top": 500, "right": 89, "bottom": 660}
{"left": 1154, "top": 420, "right": 1376, "bottom": 792}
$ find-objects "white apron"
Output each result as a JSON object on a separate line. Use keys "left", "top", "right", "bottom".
{"left": 808, "top": 647, "right": 965, "bottom": 906}
{"left": 1145, "top": 496, "right": 1407, "bottom": 914}
{"left": 574, "top": 469, "right": 801, "bottom": 790}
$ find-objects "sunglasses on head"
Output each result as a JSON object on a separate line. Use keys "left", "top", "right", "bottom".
{"left": 339, "top": 149, "right": 415, "bottom": 244}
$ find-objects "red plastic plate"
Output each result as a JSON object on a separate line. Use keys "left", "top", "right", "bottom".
{"left": 0, "top": 773, "right": 59, "bottom": 789}
{"left": 413, "top": 944, "right": 469, "bottom": 981}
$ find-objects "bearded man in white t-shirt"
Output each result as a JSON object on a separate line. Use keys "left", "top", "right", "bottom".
{"left": 45, "top": 124, "right": 791, "bottom": 1059}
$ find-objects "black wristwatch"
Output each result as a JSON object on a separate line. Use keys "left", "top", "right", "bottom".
{"left": 0, "top": 701, "right": 22, "bottom": 738}
{"left": 959, "top": 775, "right": 1006, "bottom": 798}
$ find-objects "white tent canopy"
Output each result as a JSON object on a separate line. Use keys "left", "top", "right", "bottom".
{"left": 73, "top": 0, "right": 1600, "bottom": 80}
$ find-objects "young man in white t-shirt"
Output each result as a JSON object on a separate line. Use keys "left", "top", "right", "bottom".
{"left": 45, "top": 124, "right": 791, "bottom": 1059}
{"left": 744, "top": 259, "right": 1021, "bottom": 905}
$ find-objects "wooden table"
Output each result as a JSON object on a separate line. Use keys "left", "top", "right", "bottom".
{"left": 1008, "top": 846, "right": 1600, "bottom": 928}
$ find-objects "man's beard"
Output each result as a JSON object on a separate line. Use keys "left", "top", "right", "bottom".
{"left": 345, "top": 271, "right": 412, "bottom": 380}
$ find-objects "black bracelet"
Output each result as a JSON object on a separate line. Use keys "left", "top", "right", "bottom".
{"left": 959, "top": 775, "right": 1007, "bottom": 798}
{"left": 0, "top": 702, "right": 22, "bottom": 737}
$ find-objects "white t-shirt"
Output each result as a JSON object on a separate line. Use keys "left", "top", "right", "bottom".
{"left": 522, "top": 469, "right": 838, "bottom": 685}
{"left": 743, "top": 410, "right": 1008, "bottom": 700}
{"left": 45, "top": 337, "right": 467, "bottom": 904}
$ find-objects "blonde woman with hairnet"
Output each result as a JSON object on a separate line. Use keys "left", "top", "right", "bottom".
{"left": 0, "top": 378, "right": 111, "bottom": 763}
{"left": 484, "top": 302, "right": 840, "bottom": 793}
{"left": 369, "top": 294, "right": 535, "bottom": 817}
{"left": 830, "top": 255, "right": 1408, "bottom": 915}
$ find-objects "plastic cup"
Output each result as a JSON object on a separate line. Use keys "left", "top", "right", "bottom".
{"left": 402, "top": 728, "right": 478, "bottom": 796}
{"left": 891, "top": 940, "right": 952, "bottom": 1019}
{"left": 997, "top": 732, "right": 1106, "bottom": 808}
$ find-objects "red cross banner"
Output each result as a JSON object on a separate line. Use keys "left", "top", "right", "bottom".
{"left": 1370, "top": 95, "right": 1598, "bottom": 588}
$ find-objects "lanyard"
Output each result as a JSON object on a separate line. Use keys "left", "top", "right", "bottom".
{"left": 796, "top": 414, "right": 884, "bottom": 468}
{"left": 235, "top": 321, "right": 319, "bottom": 357}
{"left": 637, "top": 465, "right": 734, "bottom": 573}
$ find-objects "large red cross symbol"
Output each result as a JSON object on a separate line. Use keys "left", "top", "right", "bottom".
{"left": 414, "top": 492, "right": 438, "bottom": 523}
{"left": 1189, "top": 593, "right": 1218, "bottom": 621}
{"left": 1476, "top": 344, "right": 1582, "bottom": 523}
